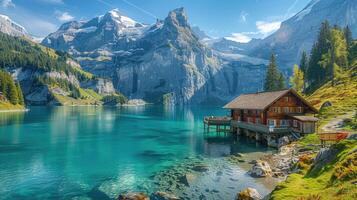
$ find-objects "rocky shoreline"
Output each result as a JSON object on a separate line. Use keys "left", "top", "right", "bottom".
{"left": 110, "top": 142, "right": 322, "bottom": 200}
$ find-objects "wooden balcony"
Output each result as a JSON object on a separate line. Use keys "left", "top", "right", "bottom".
{"left": 204, "top": 116, "right": 232, "bottom": 126}
{"left": 231, "top": 120, "right": 290, "bottom": 134}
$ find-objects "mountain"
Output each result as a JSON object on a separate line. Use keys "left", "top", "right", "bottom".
{"left": 0, "top": 31, "right": 119, "bottom": 106}
{"left": 0, "top": 14, "right": 30, "bottom": 39}
{"left": 247, "top": 0, "right": 357, "bottom": 70}
{"left": 191, "top": 26, "right": 210, "bottom": 40}
{"left": 43, "top": 8, "right": 267, "bottom": 105}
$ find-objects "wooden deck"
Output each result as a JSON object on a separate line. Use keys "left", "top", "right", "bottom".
{"left": 231, "top": 120, "right": 290, "bottom": 134}
{"left": 203, "top": 116, "right": 231, "bottom": 132}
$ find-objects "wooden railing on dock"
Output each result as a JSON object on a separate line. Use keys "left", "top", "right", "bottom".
{"left": 203, "top": 116, "right": 232, "bottom": 132}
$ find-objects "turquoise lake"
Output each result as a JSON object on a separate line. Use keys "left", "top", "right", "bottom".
{"left": 0, "top": 106, "right": 278, "bottom": 200}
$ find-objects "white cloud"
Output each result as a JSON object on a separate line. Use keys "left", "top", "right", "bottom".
{"left": 226, "top": 20, "right": 281, "bottom": 43}
{"left": 240, "top": 11, "right": 248, "bottom": 23}
{"left": 1, "top": 0, "right": 15, "bottom": 8}
{"left": 55, "top": 11, "right": 74, "bottom": 22}
{"left": 225, "top": 33, "right": 252, "bottom": 43}
{"left": 256, "top": 21, "right": 281, "bottom": 35}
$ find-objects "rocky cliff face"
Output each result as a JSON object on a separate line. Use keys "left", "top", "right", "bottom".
{"left": 0, "top": 14, "right": 30, "bottom": 39}
{"left": 43, "top": 8, "right": 267, "bottom": 105}
{"left": 247, "top": 0, "right": 357, "bottom": 69}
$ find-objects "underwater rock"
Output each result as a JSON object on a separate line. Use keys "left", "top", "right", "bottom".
{"left": 192, "top": 164, "right": 209, "bottom": 172}
{"left": 117, "top": 192, "right": 149, "bottom": 200}
{"left": 150, "top": 191, "right": 179, "bottom": 200}
{"left": 178, "top": 173, "right": 197, "bottom": 187}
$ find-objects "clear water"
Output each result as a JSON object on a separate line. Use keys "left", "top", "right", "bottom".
{"left": 0, "top": 106, "right": 277, "bottom": 200}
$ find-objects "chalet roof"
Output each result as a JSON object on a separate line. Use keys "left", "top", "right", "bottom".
{"left": 223, "top": 89, "right": 318, "bottom": 113}
{"left": 289, "top": 115, "right": 319, "bottom": 122}
{"left": 223, "top": 89, "right": 289, "bottom": 110}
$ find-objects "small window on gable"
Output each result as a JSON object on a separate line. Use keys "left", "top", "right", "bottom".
{"left": 284, "top": 96, "right": 289, "bottom": 102}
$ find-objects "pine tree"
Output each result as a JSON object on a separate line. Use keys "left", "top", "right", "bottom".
{"left": 7, "top": 80, "right": 18, "bottom": 104}
{"left": 289, "top": 64, "right": 304, "bottom": 93}
{"left": 277, "top": 73, "right": 286, "bottom": 90}
{"left": 306, "top": 21, "right": 332, "bottom": 89}
{"left": 264, "top": 54, "right": 285, "bottom": 91}
{"left": 16, "top": 82, "right": 25, "bottom": 105}
{"left": 344, "top": 26, "right": 353, "bottom": 48}
{"left": 300, "top": 51, "right": 308, "bottom": 73}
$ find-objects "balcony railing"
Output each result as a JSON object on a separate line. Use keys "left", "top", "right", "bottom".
{"left": 231, "top": 120, "right": 290, "bottom": 134}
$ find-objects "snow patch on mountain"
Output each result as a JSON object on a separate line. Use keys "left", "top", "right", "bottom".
{"left": 295, "top": 0, "right": 321, "bottom": 21}
{"left": 0, "top": 14, "right": 29, "bottom": 38}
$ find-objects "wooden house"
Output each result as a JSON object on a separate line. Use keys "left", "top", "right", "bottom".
{"left": 223, "top": 89, "right": 319, "bottom": 146}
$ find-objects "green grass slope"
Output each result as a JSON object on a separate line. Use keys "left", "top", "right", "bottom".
{"left": 270, "top": 64, "right": 357, "bottom": 200}
{"left": 307, "top": 66, "right": 357, "bottom": 130}
{"left": 270, "top": 140, "right": 357, "bottom": 200}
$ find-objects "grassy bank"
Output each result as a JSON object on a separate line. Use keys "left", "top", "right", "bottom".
{"left": 307, "top": 67, "right": 357, "bottom": 130}
{"left": 0, "top": 102, "right": 25, "bottom": 111}
{"left": 53, "top": 91, "right": 102, "bottom": 106}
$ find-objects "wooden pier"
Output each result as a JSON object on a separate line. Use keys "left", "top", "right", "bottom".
{"left": 203, "top": 116, "right": 232, "bottom": 132}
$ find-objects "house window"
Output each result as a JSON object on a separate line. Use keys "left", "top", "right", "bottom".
{"left": 248, "top": 117, "right": 254, "bottom": 123}
{"left": 293, "top": 120, "right": 298, "bottom": 127}
{"left": 244, "top": 110, "right": 248, "bottom": 114}
{"left": 283, "top": 107, "right": 290, "bottom": 113}
{"left": 297, "top": 107, "right": 303, "bottom": 113}
{"left": 280, "top": 119, "right": 290, "bottom": 127}
{"left": 284, "top": 96, "right": 289, "bottom": 102}
{"left": 271, "top": 107, "right": 281, "bottom": 113}
{"left": 256, "top": 118, "right": 261, "bottom": 124}
{"left": 268, "top": 119, "right": 276, "bottom": 127}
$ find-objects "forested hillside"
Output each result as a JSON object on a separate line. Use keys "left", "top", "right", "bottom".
{"left": 0, "top": 70, "right": 25, "bottom": 110}
{"left": 0, "top": 32, "right": 126, "bottom": 106}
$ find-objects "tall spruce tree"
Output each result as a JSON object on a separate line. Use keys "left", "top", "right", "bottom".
{"left": 277, "top": 73, "right": 286, "bottom": 90}
{"left": 306, "top": 21, "right": 332, "bottom": 89}
{"left": 319, "top": 28, "right": 348, "bottom": 86}
{"left": 344, "top": 26, "right": 353, "bottom": 48}
{"left": 264, "top": 54, "right": 285, "bottom": 91}
{"left": 300, "top": 51, "right": 308, "bottom": 73}
{"left": 7, "top": 79, "right": 18, "bottom": 104}
{"left": 16, "top": 82, "right": 24, "bottom": 105}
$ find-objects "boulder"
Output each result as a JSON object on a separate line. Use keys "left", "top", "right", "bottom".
{"left": 150, "top": 191, "right": 179, "bottom": 200}
{"left": 117, "top": 192, "right": 148, "bottom": 200}
{"left": 236, "top": 187, "right": 262, "bottom": 200}
{"left": 248, "top": 160, "right": 272, "bottom": 177}
{"left": 278, "top": 136, "right": 290, "bottom": 148}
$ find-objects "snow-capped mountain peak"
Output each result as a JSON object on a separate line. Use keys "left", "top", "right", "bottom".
{"left": 0, "top": 14, "right": 29, "bottom": 38}
{"left": 105, "top": 9, "right": 142, "bottom": 28}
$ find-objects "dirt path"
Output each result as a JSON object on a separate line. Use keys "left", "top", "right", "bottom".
{"left": 321, "top": 113, "right": 354, "bottom": 132}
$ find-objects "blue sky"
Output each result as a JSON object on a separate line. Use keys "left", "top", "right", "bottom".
{"left": 0, "top": 0, "right": 311, "bottom": 41}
